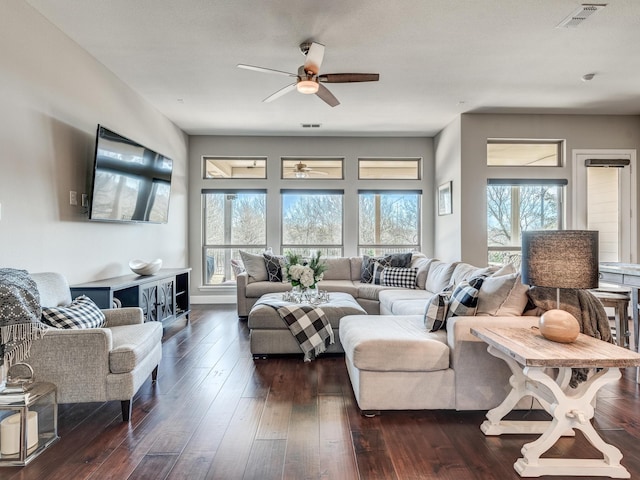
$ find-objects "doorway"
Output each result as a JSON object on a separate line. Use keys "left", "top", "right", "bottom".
{"left": 573, "top": 149, "right": 637, "bottom": 263}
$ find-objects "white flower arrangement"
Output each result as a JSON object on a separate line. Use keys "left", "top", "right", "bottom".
{"left": 284, "top": 251, "right": 327, "bottom": 290}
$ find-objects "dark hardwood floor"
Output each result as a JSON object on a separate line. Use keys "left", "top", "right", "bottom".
{"left": 3, "top": 305, "right": 640, "bottom": 480}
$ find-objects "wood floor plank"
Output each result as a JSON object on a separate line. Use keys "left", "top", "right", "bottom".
{"left": 204, "top": 397, "right": 265, "bottom": 479}
{"left": 318, "top": 395, "right": 359, "bottom": 479}
{"left": 242, "top": 439, "right": 286, "bottom": 480}
{"left": 8, "top": 305, "right": 640, "bottom": 480}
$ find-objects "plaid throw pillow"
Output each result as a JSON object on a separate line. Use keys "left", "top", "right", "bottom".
{"left": 447, "top": 276, "right": 485, "bottom": 318}
{"left": 381, "top": 267, "right": 418, "bottom": 289}
{"left": 361, "top": 253, "right": 413, "bottom": 283}
{"left": 424, "top": 285, "right": 453, "bottom": 332}
{"left": 41, "top": 295, "right": 106, "bottom": 329}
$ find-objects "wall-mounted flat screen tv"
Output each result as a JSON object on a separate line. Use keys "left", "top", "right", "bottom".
{"left": 89, "top": 125, "right": 173, "bottom": 223}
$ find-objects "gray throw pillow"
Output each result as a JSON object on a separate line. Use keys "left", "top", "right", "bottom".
{"left": 239, "top": 250, "right": 268, "bottom": 282}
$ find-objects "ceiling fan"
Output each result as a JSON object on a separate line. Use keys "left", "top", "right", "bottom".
{"left": 237, "top": 41, "right": 379, "bottom": 107}
{"left": 285, "top": 161, "right": 329, "bottom": 178}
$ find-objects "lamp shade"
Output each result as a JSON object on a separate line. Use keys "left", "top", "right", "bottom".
{"left": 521, "top": 230, "right": 599, "bottom": 289}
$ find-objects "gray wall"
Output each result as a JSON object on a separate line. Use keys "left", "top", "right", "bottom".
{"left": 434, "top": 116, "right": 462, "bottom": 261}
{"left": 0, "top": 1, "right": 189, "bottom": 283}
{"left": 188, "top": 135, "right": 433, "bottom": 302}
{"left": 450, "top": 113, "right": 640, "bottom": 266}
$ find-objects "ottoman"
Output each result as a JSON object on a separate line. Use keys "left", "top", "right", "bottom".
{"left": 248, "top": 292, "right": 366, "bottom": 357}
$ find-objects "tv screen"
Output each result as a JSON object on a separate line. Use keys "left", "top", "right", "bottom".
{"left": 89, "top": 125, "right": 173, "bottom": 223}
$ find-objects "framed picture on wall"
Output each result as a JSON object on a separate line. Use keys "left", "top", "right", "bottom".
{"left": 438, "top": 181, "right": 452, "bottom": 216}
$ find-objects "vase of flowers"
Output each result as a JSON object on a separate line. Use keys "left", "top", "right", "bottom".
{"left": 284, "top": 251, "right": 328, "bottom": 297}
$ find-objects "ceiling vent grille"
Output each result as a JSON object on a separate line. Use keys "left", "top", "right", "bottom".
{"left": 556, "top": 4, "right": 607, "bottom": 28}
{"left": 301, "top": 123, "right": 321, "bottom": 128}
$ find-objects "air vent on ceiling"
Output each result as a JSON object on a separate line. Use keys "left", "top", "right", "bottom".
{"left": 301, "top": 123, "right": 321, "bottom": 129}
{"left": 556, "top": 4, "right": 607, "bottom": 28}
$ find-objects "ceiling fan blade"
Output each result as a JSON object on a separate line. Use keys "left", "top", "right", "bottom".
{"left": 303, "top": 42, "right": 325, "bottom": 74}
{"left": 316, "top": 84, "right": 340, "bottom": 107}
{"left": 263, "top": 83, "right": 297, "bottom": 103}
{"left": 318, "top": 73, "right": 380, "bottom": 83}
{"left": 237, "top": 64, "right": 296, "bottom": 77}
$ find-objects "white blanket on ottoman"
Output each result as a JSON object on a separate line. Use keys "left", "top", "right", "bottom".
{"left": 276, "top": 305, "right": 334, "bottom": 362}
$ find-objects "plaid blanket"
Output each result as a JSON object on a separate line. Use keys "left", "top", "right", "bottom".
{"left": 276, "top": 305, "right": 334, "bottom": 362}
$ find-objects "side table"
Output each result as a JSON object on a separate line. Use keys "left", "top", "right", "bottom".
{"left": 471, "top": 326, "right": 640, "bottom": 478}
{"left": 0, "top": 382, "right": 58, "bottom": 466}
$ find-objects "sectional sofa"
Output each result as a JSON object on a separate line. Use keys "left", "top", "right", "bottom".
{"left": 237, "top": 253, "right": 538, "bottom": 412}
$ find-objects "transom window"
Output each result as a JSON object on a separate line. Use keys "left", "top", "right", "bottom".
{"left": 281, "top": 190, "right": 343, "bottom": 256}
{"left": 487, "top": 140, "right": 563, "bottom": 167}
{"left": 358, "top": 190, "right": 421, "bottom": 256}
{"left": 358, "top": 158, "right": 421, "bottom": 180}
{"left": 202, "top": 190, "right": 266, "bottom": 285}
{"left": 281, "top": 157, "right": 343, "bottom": 179}
{"left": 203, "top": 156, "right": 267, "bottom": 179}
{"left": 487, "top": 180, "right": 566, "bottom": 265}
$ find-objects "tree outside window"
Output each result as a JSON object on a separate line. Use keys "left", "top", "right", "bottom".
{"left": 487, "top": 183, "right": 563, "bottom": 265}
{"left": 359, "top": 191, "right": 420, "bottom": 256}
{"left": 281, "top": 191, "right": 343, "bottom": 257}
{"left": 202, "top": 191, "right": 266, "bottom": 284}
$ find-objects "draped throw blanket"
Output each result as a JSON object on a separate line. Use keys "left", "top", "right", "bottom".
{"left": 0, "top": 269, "right": 47, "bottom": 367}
{"left": 276, "top": 305, "right": 334, "bottom": 362}
{"left": 527, "top": 286, "right": 612, "bottom": 387}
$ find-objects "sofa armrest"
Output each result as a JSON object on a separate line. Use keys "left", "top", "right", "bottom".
{"left": 236, "top": 272, "right": 250, "bottom": 317}
{"left": 447, "top": 315, "right": 539, "bottom": 360}
{"left": 27, "top": 328, "right": 113, "bottom": 403}
{"left": 446, "top": 315, "right": 540, "bottom": 410}
{"left": 103, "top": 307, "right": 144, "bottom": 327}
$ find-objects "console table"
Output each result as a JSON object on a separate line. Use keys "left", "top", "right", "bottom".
{"left": 472, "top": 326, "right": 640, "bottom": 478}
{"left": 599, "top": 262, "right": 640, "bottom": 352}
{"left": 71, "top": 268, "right": 190, "bottom": 326}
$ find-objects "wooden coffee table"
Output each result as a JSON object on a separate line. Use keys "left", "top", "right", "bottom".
{"left": 471, "top": 326, "right": 640, "bottom": 478}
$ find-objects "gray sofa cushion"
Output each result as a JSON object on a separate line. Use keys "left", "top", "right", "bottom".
{"left": 322, "top": 257, "right": 352, "bottom": 280}
{"left": 109, "top": 321, "right": 163, "bottom": 374}
{"left": 340, "top": 315, "right": 449, "bottom": 372}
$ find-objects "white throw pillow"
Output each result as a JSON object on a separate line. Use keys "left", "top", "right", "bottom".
{"left": 476, "top": 273, "right": 530, "bottom": 316}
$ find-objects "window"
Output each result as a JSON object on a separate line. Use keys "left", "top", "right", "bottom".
{"left": 281, "top": 190, "right": 343, "bottom": 256}
{"left": 358, "top": 190, "right": 421, "bottom": 256}
{"left": 202, "top": 190, "right": 266, "bottom": 285}
{"left": 281, "top": 157, "right": 343, "bottom": 179}
{"left": 203, "top": 157, "right": 267, "bottom": 179}
{"left": 487, "top": 140, "right": 562, "bottom": 166}
{"left": 358, "top": 158, "right": 421, "bottom": 179}
{"left": 487, "top": 180, "right": 566, "bottom": 265}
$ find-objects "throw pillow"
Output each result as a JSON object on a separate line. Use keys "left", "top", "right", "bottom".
{"left": 446, "top": 276, "right": 485, "bottom": 318}
{"left": 476, "top": 273, "right": 530, "bottom": 316}
{"left": 263, "top": 253, "right": 285, "bottom": 282}
{"left": 381, "top": 267, "right": 418, "bottom": 289}
{"left": 239, "top": 250, "right": 268, "bottom": 282}
{"left": 361, "top": 252, "right": 413, "bottom": 283}
{"left": 41, "top": 295, "right": 106, "bottom": 329}
{"left": 424, "top": 285, "right": 453, "bottom": 332}
{"left": 230, "top": 258, "right": 245, "bottom": 276}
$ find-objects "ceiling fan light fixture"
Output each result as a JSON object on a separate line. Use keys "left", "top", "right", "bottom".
{"left": 297, "top": 80, "right": 319, "bottom": 94}
{"left": 294, "top": 171, "right": 308, "bottom": 178}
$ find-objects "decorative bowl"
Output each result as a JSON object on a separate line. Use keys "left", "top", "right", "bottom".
{"left": 129, "top": 259, "right": 162, "bottom": 276}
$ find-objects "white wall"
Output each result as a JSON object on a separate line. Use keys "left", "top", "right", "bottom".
{"left": 0, "top": 1, "right": 189, "bottom": 283}
{"left": 456, "top": 113, "right": 640, "bottom": 266}
{"left": 188, "top": 135, "right": 433, "bottom": 300}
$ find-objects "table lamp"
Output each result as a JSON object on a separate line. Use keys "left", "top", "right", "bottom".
{"left": 521, "top": 230, "right": 599, "bottom": 343}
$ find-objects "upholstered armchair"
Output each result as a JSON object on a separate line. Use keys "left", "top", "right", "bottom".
{"left": 27, "top": 272, "right": 162, "bottom": 421}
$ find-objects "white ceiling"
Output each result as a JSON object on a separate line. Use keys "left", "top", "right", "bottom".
{"left": 25, "top": 0, "right": 640, "bottom": 136}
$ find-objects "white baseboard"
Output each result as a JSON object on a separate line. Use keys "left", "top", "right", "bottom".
{"left": 190, "top": 295, "right": 236, "bottom": 304}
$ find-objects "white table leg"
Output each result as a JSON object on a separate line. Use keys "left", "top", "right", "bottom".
{"left": 481, "top": 345, "right": 569, "bottom": 436}
{"left": 515, "top": 367, "right": 629, "bottom": 478}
